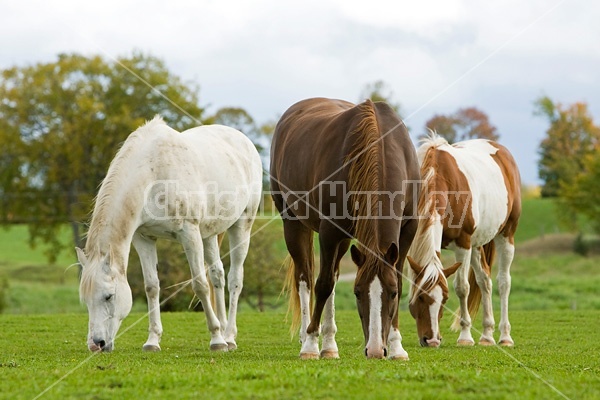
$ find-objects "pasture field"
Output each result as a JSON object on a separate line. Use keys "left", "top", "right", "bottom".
{"left": 1, "top": 310, "right": 599, "bottom": 399}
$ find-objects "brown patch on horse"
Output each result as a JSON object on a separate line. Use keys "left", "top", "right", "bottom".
{"left": 489, "top": 142, "right": 522, "bottom": 244}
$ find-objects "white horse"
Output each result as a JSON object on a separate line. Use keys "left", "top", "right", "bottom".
{"left": 77, "top": 116, "right": 263, "bottom": 352}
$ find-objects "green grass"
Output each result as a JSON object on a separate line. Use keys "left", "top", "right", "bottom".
{"left": 0, "top": 310, "right": 598, "bottom": 399}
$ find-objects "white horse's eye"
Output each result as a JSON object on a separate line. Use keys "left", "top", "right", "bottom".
{"left": 105, "top": 294, "right": 114, "bottom": 301}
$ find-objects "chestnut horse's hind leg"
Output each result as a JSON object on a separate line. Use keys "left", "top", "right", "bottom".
{"left": 132, "top": 233, "right": 163, "bottom": 352}
{"left": 282, "top": 219, "right": 317, "bottom": 359}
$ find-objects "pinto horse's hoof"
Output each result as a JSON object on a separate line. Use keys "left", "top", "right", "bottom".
{"left": 142, "top": 344, "right": 161, "bottom": 352}
{"left": 227, "top": 342, "right": 237, "bottom": 351}
{"left": 210, "top": 343, "right": 229, "bottom": 352}
{"left": 320, "top": 350, "right": 339, "bottom": 359}
{"left": 499, "top": 339, "right": 514, "bottom": 347}
{"left": 299, "top": 352, "right": 320, "bottom": 360}
{"left": 479, "top": 338, "right": 496, "bottom": 346}
{"left": 457, "top": 339, "right": 475, "bottom": 346}
{"left": 389, "top": 354, "right": 409, "bottom": 361}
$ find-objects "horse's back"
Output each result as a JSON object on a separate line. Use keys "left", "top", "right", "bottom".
{"left": 440, "top": 139, "right": 520, "bottom": 246}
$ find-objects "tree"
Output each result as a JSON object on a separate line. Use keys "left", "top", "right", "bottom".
{"left": 220, "top": 218, "right": 286, "bottom": 312}
{"left": 0, "top": 52, "right": 205, "bottom": 261}
{"left": 359, "top": 80, "right": 402, "bottom": 116}
{"left": 535, "top": 96, "right": 600, "bottom": 198}
{"left": 561, "top": 150, "right": 600, "bottom": 233}
{"left": 424, "top": 107, "right": 499, "bottom": 143}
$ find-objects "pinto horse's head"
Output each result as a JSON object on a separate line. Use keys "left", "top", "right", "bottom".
{"left": 76, "top": 247, "right": 132, "bottom": 352}
{"left": 407, "top": 256, "right": 460, "bottom": 347}
{"left": 350, "top": 243, "right": 400, "bottom": 359}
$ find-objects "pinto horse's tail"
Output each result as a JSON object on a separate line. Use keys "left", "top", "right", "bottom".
{"left": 451, "top": 241, "right": 495, "bottom": 331}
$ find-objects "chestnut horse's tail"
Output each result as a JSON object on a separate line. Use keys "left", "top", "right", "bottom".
{"left": 451, "top": 241, "right": 495, "bottom": 331}
{"left": 282, "top": 255, "right": 300, "bottom": 337}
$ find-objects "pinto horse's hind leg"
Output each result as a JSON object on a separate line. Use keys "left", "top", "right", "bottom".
{"left": 180, "top": 224, "right": 228, "bottom": 352}
{"left": 470, "top": 248, "right": 495, "bottom": 345}
{"left": 494, "top": 235, "right": 515, "bottom": 346}
{"left": 132, "top": 233, "right": 162, "bottom": 352}
{"left": 453, "top": 246, "right": 475, "bottom": 346}
{"left": 223, "top": 217, "right": 254, "bottom": 350}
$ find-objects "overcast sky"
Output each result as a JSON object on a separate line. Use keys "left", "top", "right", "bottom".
{"left": 2, "top": 0, "right": 599, "bottom": 184}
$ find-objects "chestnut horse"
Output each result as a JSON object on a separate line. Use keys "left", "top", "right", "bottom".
{"left": 406, "top": 134, "right": 520, "bottom": 347}
{"left": 270, "top": 98, "right": 420, "bottom": 359}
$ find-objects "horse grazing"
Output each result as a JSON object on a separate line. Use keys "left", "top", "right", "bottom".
{"left": 406, "top": 134, "right": 520, "bottom": 347}
{"left": 271, "top": 98, "right": 420, "bottom": 359}
{"left": 77, "top": 116, "right": 262, "bottom": 352}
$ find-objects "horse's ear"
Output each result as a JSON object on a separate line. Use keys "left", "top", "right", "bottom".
{"left": 350, "top": 245, "right": 366, "bottom": 268}
{"left": 407, "top": 256, "right": 423, "bottom": 275}
{"left": 75, "top": 247, "right": 87, "bottom": 267}
{"left": 443, "top": 262, "right": 461, "bottom": 278}
{"left": 384, "top": 243, "right": 399, "bottom": 266}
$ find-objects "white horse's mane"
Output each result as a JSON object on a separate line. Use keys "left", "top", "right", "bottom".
{"left": 80, "top": 116, "right": 168, "bottom": 299}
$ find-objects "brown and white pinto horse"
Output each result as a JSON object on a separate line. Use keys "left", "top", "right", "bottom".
{"left": 270, "top": 98, "right": 420, "bottom": 359}
{"left": 407, "top": 134, "right": 520, "bottom": 347}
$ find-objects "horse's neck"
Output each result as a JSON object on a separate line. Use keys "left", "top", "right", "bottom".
{"left": 410, "top": 212, "right": 444, "bottom": 265}
{"left": 86, "top": 195, "right": 139, "bottom": 266}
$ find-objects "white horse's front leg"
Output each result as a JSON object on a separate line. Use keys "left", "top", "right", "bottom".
{"left": 132, "top": 233, "right": 163, "bottom": 352}
{"left": 223, "top": 221, "right": 252, "bottom": 350}
{"left": 180, "top": 226, "right": 227, "bottom": 352}
{"left": 452, "top": 247, "right": 475, "bottom": 346}
{"left": 320, "top": 285, "right": 339, "bottom": 359}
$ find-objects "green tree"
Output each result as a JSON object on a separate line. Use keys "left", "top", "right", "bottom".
{"left": 535, "top": 96, "right": 600, "bottom": 198}
{"left": 424, "top": 107, "right": 499, "bottom": 143}
{"left": 359, "top": 80, "right": 402, "bottom": 116}
{"left": 0, "top": 52, "right": 205, "bottom": 261}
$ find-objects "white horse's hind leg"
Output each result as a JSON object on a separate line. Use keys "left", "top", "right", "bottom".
{"left": 452, "top": 247, "right": 475, "bottom": 346}
{"left": 495, "top": 235, "right": 515, "bottom": 346}
{"left": 223, "top": 218, "right": 253, "bottom": 350}
{"left": 180, "top": 225, "right": 227, "bottom": 351}
{"left": 204, "top": 235, "right": 227, "bottom": 333}
{"left": 470, "top": 248, "right": 495, "bottom": 345}
{"left": 132, "top": 233, "right": 163, "bottom": 352}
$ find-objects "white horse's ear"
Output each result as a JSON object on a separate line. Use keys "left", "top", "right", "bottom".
{"left": 75, "top": 247, "right": 87, "bottom": 266}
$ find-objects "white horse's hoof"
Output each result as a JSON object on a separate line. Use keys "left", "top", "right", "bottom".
{"left": 142, "top": 344, "right": 161, "bottom": 352}
{"left": 299, "top": 352, "right": 319, "bottom": 360}
{"left": 389, "top": 354, "right": 409, "bottom": 361}
{"left": 210, "top": 343, "right": 229, "bottom": 352}
{"left": 499, "top": 339, "right": 514, "bottom": 347}
{"left": 227, "top": 342, "right": 237, "bottom": 351}
{"left": 320, "top": 349, "right": 339, "bottom": 359}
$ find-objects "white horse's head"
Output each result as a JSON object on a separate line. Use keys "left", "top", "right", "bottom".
{"left": 76, "top": 247, "right": 132, "bottom": 352}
